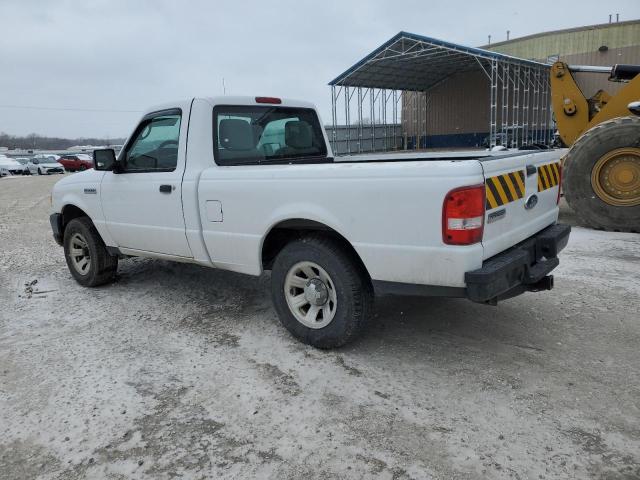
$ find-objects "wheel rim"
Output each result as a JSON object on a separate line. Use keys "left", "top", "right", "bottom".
{"left": 591, "top": 147, "right": 640, "bottom": 207}
{"left": 69, "top": 233, "right": 91, "bottom": 275}
{"left": 284, "top": 261, "right": 337, "bottom": 329}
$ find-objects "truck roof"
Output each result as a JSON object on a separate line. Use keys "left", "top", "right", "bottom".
{"left": 141, "top": 96, "right": 317, "bottom": 118}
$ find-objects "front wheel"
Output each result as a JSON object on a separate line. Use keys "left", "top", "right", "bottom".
{"left": 37, "top": 168, "right": 42, "bottom": 175}
{"left": 270, "top": 235, "right": 373, "bottom": 348}
{"left": 63, "top": 217, "right": 118, "bottom": 287}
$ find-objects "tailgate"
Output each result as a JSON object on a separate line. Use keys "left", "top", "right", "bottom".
{"left": 481, "top": 151, "right": 563, "bottom": 259}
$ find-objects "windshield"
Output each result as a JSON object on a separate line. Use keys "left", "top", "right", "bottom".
{"left": 213, "top": 106, "right": 327, "bottom": 166}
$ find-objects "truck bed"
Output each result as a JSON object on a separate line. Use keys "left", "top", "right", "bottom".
{"left": 335, "top": 149, "right": 566, "bottom": 163}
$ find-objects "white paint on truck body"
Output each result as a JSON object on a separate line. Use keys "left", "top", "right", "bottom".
{"left": 51, "top": 96, "right": 562, "bottom": 289}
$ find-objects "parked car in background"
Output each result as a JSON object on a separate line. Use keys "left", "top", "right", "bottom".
{"left": 0, "top": 165, "right": 8, "bottom": 177}
{"left": 32, "top": 153, "right": 61, "bottom": 163}
{"left": 58, "top": 154, "right": 94, "bottom": 172}
{"left": 0, "top": 156, "right": 28, "bottom": 175}
{"left": 27, "top": 157, "right": 65, "bottom": 175}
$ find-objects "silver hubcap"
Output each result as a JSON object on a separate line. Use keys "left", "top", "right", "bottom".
{"left": 284, "top": 261, "right": 337, "bottom": 329}
{"left": 69, "top": 233, "right": 91, "bottom": 275}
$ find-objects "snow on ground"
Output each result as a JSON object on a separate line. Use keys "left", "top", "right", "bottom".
{"left": 1, "top": 175, "right": 639, "bottom": 479}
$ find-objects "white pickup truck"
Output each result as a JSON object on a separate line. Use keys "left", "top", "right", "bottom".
{"left": 50, "top": 96, "right": 570, "bottom": 348}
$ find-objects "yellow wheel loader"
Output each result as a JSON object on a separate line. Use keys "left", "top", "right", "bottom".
{"left": 550, "top": 61, "right": 640, "bottom": 232}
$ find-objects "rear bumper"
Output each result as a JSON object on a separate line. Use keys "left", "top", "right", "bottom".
{"left": 465, "top": 223, "right": 571, "bottom": 303}
{"left": 372, "top": 223, "right": 570, "bottom": 303}
{"left": 50, "top": 213, "right": 63, "bottom": 246}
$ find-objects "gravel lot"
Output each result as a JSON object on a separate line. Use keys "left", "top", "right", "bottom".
{"left": 1, "top": 174, "right": 639, "bottom": 480}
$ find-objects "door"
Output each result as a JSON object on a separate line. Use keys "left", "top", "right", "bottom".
{"left": 481, "top": 150, "right": 562, "bottom": 259}
{"left": 100, "top": 108, "right": 192, "bottom": 257}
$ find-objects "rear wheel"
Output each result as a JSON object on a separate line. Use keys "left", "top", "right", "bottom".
{"left": 63, "top": 217, "right": 118, "bottom": 287}
{"left": 37, "top": 168, "right": 42, "bottom": 175}
{"left": 563, "top": 116, "right": 640, "bottom": 232}
{"left": 79, "top": 165, "right": 87, "bottom": 171}
{"left": 270, "top": 235, "right": 373, "bottom": 349}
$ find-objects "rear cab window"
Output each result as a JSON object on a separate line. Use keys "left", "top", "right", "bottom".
{"left": 212, "top": 105, "right": 329, "bottom": 165}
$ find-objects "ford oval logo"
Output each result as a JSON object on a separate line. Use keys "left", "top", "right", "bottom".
{"left": 525, "top": 194, "right": 538, "bottom": 210}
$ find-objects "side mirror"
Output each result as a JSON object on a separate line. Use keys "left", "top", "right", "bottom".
{"left": 94, "top": 149, "right": 117, "bottom": 171}
{"left": 628, "top": 101, "right": 640, "bottom": 117}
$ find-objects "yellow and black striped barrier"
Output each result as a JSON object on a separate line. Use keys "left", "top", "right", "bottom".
{"left": 485, "top": 170, "right": 526, "bottom": 210}
{"left": 537, "top": 162, "right": 561, "bottom": 192}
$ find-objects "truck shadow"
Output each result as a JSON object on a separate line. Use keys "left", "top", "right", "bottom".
{"left": 112, "top": 257, "right": 550, "bottom": 362}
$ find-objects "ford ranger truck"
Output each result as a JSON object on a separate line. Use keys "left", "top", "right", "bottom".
{"left": 49, "top": 96, "right": 570, "bottom": 348}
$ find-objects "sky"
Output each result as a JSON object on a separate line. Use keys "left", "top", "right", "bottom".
{"left": 0, "top": 0, "right": 639, "bottom": 139}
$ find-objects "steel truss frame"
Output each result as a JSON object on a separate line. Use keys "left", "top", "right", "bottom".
{"left": 329, "top": 32, "right": 553, "bottom": 154}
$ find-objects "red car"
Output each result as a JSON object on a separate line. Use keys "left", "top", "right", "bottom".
{"left": 58, "top": 154, "right": 94, "bottom": 172}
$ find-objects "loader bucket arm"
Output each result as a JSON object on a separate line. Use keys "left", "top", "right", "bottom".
{"left": 551, "top": 61, "right": 640, "bottom": 147}
{"left": 550, "top": 62, "right": 590, "bottom": 147}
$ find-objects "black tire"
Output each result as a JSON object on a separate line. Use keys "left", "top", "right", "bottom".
{"left": 79, "top": 165, "right": 87, "bottom": 171}
{"left": 270, "top": 234, "right": 373, "bottom": 349}
{"left": 563, "top": 116, "right": 640, "bottom": 232}
{"left": 37, "top": 168, "right": 42, "bottom": 175}
{"left": 63, "top": 217, "right": 118, "bottom": 287}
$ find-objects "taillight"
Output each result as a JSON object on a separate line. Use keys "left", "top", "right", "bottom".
{"left": 255, "top": 96, "right": 282, "bottom": 104}
{"left": 556, "top": 164, "right": 562, "bottom": 205}
{"left": 442, "top": 185, "right": 485, "bottom": 245}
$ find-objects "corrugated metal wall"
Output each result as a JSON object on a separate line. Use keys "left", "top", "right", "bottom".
{"left": 402, "top": 70, "right": 490, "bottom": 142}
{"left": 486, "top": 20, "right": 640, "bottom": 60}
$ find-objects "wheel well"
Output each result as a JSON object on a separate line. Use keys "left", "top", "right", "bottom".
{"left": 61, "top": 205, "right": 89, "bottom": 232}
{"left": 261, "top": 219, "right": 369, "bottom": 277}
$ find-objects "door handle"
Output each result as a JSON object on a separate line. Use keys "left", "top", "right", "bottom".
{"left": 159, "top": 184, "right": 173, "bottom": 193}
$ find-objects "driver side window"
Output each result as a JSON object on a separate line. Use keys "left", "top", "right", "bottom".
{"left": 124, "top": 111, "right": 181, "bottom": 172}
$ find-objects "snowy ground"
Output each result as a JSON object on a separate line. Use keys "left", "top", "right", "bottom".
{"left": 1, "top": 174, "right": 639, "bottom": 480}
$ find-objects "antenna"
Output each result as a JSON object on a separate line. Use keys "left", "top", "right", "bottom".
{"left": 222, "top": 78, "right": 227, "bottom": 96}
{"left": 488, "top": 34, "right": 491, "bottom": 45}
{"left": 506, "top": 30, "right": 510, "bottom": 41}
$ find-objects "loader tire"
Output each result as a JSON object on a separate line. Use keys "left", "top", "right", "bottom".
{"left": 563, "top": 116, "right": 640, "bottom": 232}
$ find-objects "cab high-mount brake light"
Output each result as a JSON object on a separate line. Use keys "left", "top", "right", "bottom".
{"left": 442, "top": 185, "right": 485, "bottom": 245}
{"left": 255, "top": 97, "right": 282, "bottom": 104}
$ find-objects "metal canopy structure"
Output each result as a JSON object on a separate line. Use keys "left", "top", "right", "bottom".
{"left": 328, "top": 32, "right": 554, "bottom": 154}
